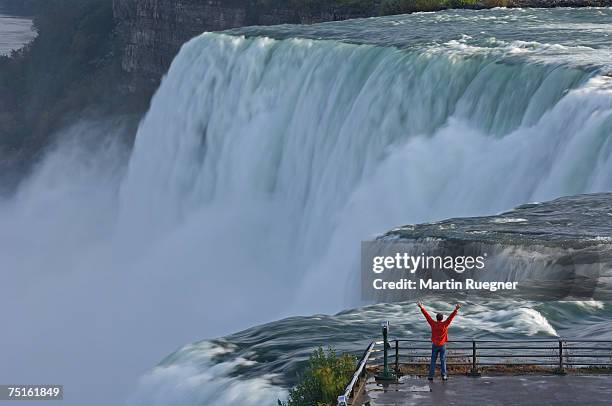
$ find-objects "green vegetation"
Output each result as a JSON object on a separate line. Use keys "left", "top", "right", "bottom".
{"left": 380, "top": 0, "right": 479, "bottom": 14}
{"left": 279, "top": 347, "right": 357, "bottom": 406}
{"left": 483, "top": 0, "right": 508, "bottom": 6}
{"left": 255, "top": 0, "right": 500, "bottom": 21}
{"left": 256, "top": 0, "right": 378, "bottom": 14}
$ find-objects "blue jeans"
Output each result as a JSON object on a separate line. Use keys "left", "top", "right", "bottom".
{"left": 429, "top": 344, "right": 446, "bottom": 378}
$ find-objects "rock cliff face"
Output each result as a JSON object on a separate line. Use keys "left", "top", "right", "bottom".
{"left": 112, "top": 0, "right": 611, "bottom": 99}
{"left": 112, "top": 0, "right": 381, "bottom": 96}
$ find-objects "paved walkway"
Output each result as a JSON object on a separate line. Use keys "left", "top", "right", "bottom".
{"left": 355, "top": 374, "right": 612, "bottom": 405}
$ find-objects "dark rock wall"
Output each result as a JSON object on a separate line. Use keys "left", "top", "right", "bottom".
{"left": 113, "top": 0, "right": 381, "bottom": 96}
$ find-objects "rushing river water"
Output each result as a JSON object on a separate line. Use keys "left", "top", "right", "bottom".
{"left": 0, "top": 7, "right": 611, "bottom": 406}
{"left": 0, "top": 11, "right": 35, "bottom": 55}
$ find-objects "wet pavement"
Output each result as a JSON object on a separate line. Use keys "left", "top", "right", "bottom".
{"left": 355, "top": 374, "right": 612, "bottom": 405}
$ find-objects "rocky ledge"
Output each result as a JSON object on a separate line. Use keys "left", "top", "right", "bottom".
{"left": 376, "top": 193, "right": 612, "bottom": 301}
{"left": 383, "top": 193, "right": 612, "bottom": 249}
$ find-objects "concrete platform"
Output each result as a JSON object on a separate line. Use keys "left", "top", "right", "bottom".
{"left": 354, "top": 374, "right": 612, "bottom": 405}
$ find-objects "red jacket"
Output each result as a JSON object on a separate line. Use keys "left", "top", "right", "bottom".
{"left": 420, "top": 306, "right": 458, "bottom": 347}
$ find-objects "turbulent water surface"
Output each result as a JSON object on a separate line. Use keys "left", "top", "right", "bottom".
{"left": 129, "top": 299, "right": 611, "bottom": 405}
{"left": 0, "top": 11, "right": 36, "bottom": 55}
{"left": 0, "top": 7, "right": 611, "bottom": 406}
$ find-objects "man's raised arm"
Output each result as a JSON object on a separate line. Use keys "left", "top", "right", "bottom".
{"left": 417, "top": 302, "right": 434, "bottom": 326}
{"left": 444, "top": 304, "right": 461, "bottom": 326}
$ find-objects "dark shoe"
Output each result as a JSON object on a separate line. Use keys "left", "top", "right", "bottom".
{"left": 427, "top": 377, "right": 433, "bottom": 381}
{"left": 442, "top": 375, "right": 448, "bottom": 381}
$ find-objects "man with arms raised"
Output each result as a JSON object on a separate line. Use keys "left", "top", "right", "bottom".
{"left": 417, "top": 302, "right": 461, "bottom": 381}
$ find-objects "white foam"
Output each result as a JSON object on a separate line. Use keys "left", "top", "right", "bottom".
{"left": 127, "top": 342, "right": 285, "bottom": 406}
{"left": 464, "top": 306, "right": 558, "bottom": 337}
{"left": 564, "top": 300, "right": 605, "bottom": 310}
{"left": 490, "top": 218, "right": 529, "bottom": 224}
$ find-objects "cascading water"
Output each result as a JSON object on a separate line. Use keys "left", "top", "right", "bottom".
{"left": 0, "top": 7, "right": 611, "bottom": 406}
{"left": 119, "top": 30, "right": 611, "bottom": 311}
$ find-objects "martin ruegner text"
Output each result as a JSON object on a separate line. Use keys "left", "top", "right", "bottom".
{"left": 373, "top": 278, "right": 518, "bottom": 292}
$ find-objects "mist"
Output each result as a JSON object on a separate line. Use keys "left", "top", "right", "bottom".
{"left": 0, "top": 119, "right": 299, "bottom": 405}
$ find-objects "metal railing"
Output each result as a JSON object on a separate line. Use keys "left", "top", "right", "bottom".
{"left": 383, "top": 339, "right": 612, "bottom": 375}
{"left": 337, "top": 328, "right": 612, "bottom": 405}
{"left": 337, "top": 341, "right": 380, "bottom": 406}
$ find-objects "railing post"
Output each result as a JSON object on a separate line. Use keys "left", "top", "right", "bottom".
{"left": 395, "top": 339, "right": 399, "bottom": 375}
{"left": 468, "top": 340, "right": 481, "bottom": 377}
{"left": 555, "top": 339, "right": 566, "bottom": 375}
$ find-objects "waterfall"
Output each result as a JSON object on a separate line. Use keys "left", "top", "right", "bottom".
{"left": 120, "top": 33, "right": 611, "bottom": 310}
{"left": 0, "top": 25, "right": 611, "bottom": 406}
